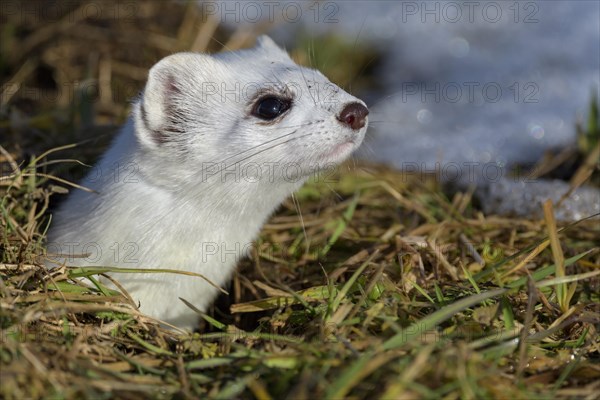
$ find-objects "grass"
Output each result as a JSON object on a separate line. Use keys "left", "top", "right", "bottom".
{"left": 1, "top": 1, "right": 599, "bottom": 399}
{"left": 1, "top": 156, "right": 598, "bottom": 399}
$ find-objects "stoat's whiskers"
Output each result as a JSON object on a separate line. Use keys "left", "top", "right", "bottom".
{"left": 224, "top": 133, "right": 312, "bottom": 167}
{"left": 140, "top": 129, "right": 313, "bottom": 239}
{"left": 291, "top": 193, "right": 310, "bottom": 255}
{"left": 324, "top": 180, "right": 343, "bottom": 201}
{"left": 359, "top": 141, "right": 377, "bottom": 160}
{"left": 211, "top": 130, "right": 299, "bottom": 165}
{"left": 206, "top": 120, "right": 318, "bottom": 166}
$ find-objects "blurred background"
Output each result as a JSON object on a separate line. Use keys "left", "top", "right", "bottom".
{"left": 1, "top": 0, "right": 599, "bottom": 218}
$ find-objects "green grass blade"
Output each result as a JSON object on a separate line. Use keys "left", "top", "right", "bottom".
{"left": 383, "top": 288, "right": 506, "bottom": 350}
{"left": 319, "top": 192, "right": 359, "bottom": 257}
{"left": 128, "top": 332, "right": 173, "bottom": 356}
{"left": 328, "top": 250, "right": 378, "bottom": 315}
{"left": 506, "top": 249, "right": 595, "bottom": 289}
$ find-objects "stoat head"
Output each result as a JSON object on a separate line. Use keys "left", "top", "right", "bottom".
{"left": 133, "top": 35, "right": 368, "bottom": 184}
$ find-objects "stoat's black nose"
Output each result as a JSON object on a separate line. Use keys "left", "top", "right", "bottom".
{"left": 337, "top": 102, "right": 369, "bottom": 131}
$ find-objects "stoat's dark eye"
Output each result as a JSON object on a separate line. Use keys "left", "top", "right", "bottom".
{"left": 252, "top": 96, "right": 291, "bottom": 120}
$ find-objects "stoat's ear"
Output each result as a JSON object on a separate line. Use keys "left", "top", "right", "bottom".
{"left": 255, "top": 35, "right": 290, "bottom": 59}
{"left": 136, "top": 53, "right": 201, "bottom": 147}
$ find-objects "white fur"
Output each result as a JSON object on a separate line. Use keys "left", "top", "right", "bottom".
{"left": 47, "top": 36, "right": 368, "bottom": 330}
